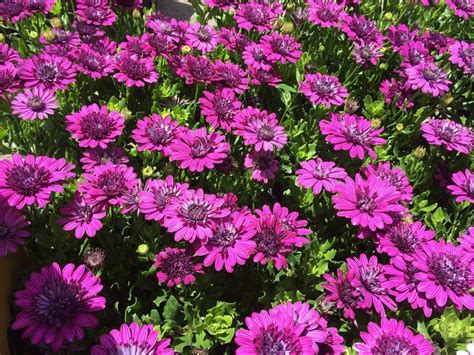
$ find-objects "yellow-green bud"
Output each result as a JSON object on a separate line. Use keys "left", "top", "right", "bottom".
{"left": 0, "top": 34, "right": 5, "bottom": 43}
{"left": 142, "top": 166, "right": 154, "bottom": 177}
{"left": 132, "top": 9, "right": 141, "bottom": 19}
{"left": 371, "top": 118, "right": 382, "bottom": 129}
{"left": 121, "top": 108, "right": 132, "bottom": 120}
{"left": 379, "top": 62, "right": 388, "bottom": 70}
{"left": 137, "top": 244, "right": 149, "bottom": 255}
{"left": 42, "top": 30, "right": 55, "bottom": 43}
{"left": 396, "top": 123, "right": 404, "bottom": 131}
{"left": 384, "top": 12, "right": 393, "bottom": 21}
{"left": 280, "top": 21, "right": 295, "bottom": 34}
{"left": 29, "top": 31, "right": 38, "bottom": 40}
{"left": 414, "top": 146, "right": 426, "bottom": 159}
{"left": 440, "top": 93, "right": 453, "bottom": 106}
{"left": 50, "top": 17, "right": 62, "bottom": 28}
{"left": 181, "top": 45, "right": 192, "bottom": 54}
{"left": 286, "top": 2, "right": 294, "bottom": 9}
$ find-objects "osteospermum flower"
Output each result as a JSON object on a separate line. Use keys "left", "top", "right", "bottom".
{"left": 347, "top": 254, "right": 397, "bottom": 316}
{"left": 459, "top": 227, "right": 474, "bottom": 253}
{"left": 257, "top": 203, "right": 311, "bottom": 241}
{"left": 300, "top": 73, "right": 348, "bottom": 107}
{"left": 169, "top": 127, "right": 230, "bottom": 172}
{"left": 307, "top": 0, "right": 345, "bottom": 28}
{"left": 387, "top": 24, "right": 418, "bottom": 51}
{"left": 132, "top": 114, "right": 180, "bottom": 155}
{"left": 413, "top": 239, "right": 474, "bottom": 310}
{"left": 195, "top": 211, "right": 257, "bottom": 272}
{"left": 447, "top": 169, "right": 474, "bottom": 204}
{"left": 174, "top": 55, "right": 215, "bottom": 84}
{"left": 421, "top": 118, "right": 473, "bottom": 154}
{"left": 319, "top": 113, "right": 387, "bottom": 160}
{"left": 449, "top": 41, "right": 474, "bottom": 76}
{"left": 399, "top": 41, "right": 432, "bottom": 68}
{"left": 71, "top": 44, "right": 114, "bottom": 79}
{"left": 92, "top": 322, "right": 174, "bottom": 355}
{"left": 234, "top": 1, "right": 280, "bottom": 32}
{"left": 249, "top": 66, "right": 282, "bottom": 87}
{"left": 234, "top": 308, "right": 315, "bottom": 354}
{"left": 80, "top": 146, "right": 129, "bottom": 172}
{"left": 79, "top": 162, "right": 138, "bottom": 206}
{"left": 199, "top": 89, "right": 242, "bottom": 132}
{"left": 0, "top": 154, "right": 75, "bottom": 209}
{"left": 0, "top": 43, "right": 21, "bottom": 65}
{"left": 185, "top": 22, "right": 218, "bottom": 53}
{"left": 12, "top": 263, "right": 106, "bottom": 351}
{"left": 242, "top": 43, "right": 273, "bottom": 71}
{"left": 0, "top": 62, "right": 19, "bottom": 97}
{"left": 0, "top": 204, "right": 30, "bottom": 256}
{"left": 341, "top": 14, "right": 384, "bottom": 45}
{"left": 19, "top": 53, "right": 76, "bottom": 91}
{"left": 260, "top": 33, "right": 302, "bottom": 64}
{"left": 233, "top": 108, "right": 287, "bottom": 151}
{"left": 354, "top": 318, "right": 434, "bottom": 354}
{"left": 405, "top": 62, "right": 451, "bottom": 97}
{"left": 363, "top": 162, "right": 413, "bottom": 202}
{"left": 379, "top": 78, "right": 414, "bottom": 110}
{"left": 352, "top": 41, "right": 384, "bottom": 66}
{"left": 154, "top": 247, "right": 204, "bottom": 287}
{"left": 163, "top": 188, "right": 229, "bottom": 243}
{"left": 75, "top": 6, "right": 117, "bottom": 26}
{"left": 213, "top": 60, "right": 250, "bottom": 94}
{"left": 11, "top": 87, "right": 58, "bottom": 120}
{"left": 58, "top": 192, "right": 107, "bottom": 239}
{"left": 218, "top": 27, "right": 250, "bottom": 51}
{"left": 333, "top": 174, "right": 405, "bottom": 231}
{"left": 244, "top": 149, "right": 280, "bottom": 184}
{"left": 296, "top": 158, "right": 348, "bottom": 195}
{"left": 0, "top": 0, "right": 30, "bottom": 23}
{"left": 323, "top": 269, "right": 363, "bottom": 319}
{"left": 66, "top": 104, "right": 125, "bottom": 149}
{"left": 446, "top": 0, "right": 473, "bottom": 19}
{"left": 113, "top": 51, "right": 158, "bottom": 87}
{"left": 139, "top": 176, "right": 189, "bottom": 223}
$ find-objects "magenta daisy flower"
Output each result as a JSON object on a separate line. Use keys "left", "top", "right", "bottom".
{"left": 0, "top": 43, "right": 21, "bottom": 65}
{"left": 363, "top": 162, "right": 413, "bottom": 202}
{"left": 323, "top": 269, "right": 363, "bottom": 319}
{"left": 447, "top": 169, "right": 474, "bottom": 204}
{"left": 12, "top": 263, "right": 106, "bottom": 351}
{"left": 449, "top": 41, "right": 474, "bottom": 76}
{"left": 79, "top": 162, "right": 138, "bottom": 206}
{"left": 19, "top": 53, "right": 76, "bottom": 91}
{"left": 169, "top": 127, "right": 230, "bottom": 172}
{"left": 218, "top": 27, "right": 250, "bottom": 51}
{"left": 387, "top": 24, "right": 418, "bottom": 51}
{"left": 26, "top": 0, "right": 55, "bottom": 14}
{"left": 199, "top": 88, "right": 242, "bottom": 132}
{"left": 340, "top": 14, "right": 384, "bottom": 45}
{"left": 0, "top": 62, "right": 19, "bottom": 97}
{"left": 0, "top": 0, "right": 29, "bottom": 23}
{"left": 163, "top": 188, "right": 229, "bottom": 243}
{"left": 213, "top": 60, "right": 250, "bottom": 94}
{"left": 352, "top": 41, "right": 384, "bottom": 66}
{"left": 174, "top": 55, "right": 216, "bottom": 85}
{"left": 459, "top": 226, "right": 474, "bottom": 253}
{"left": 299, "top": 73, "right": 348, "bottom": 107}
{"left": 113, "top": 51, "right": 158, "bottom": 87}
{"left": 260, "top": 33, "right": 302, "bottom": 64}
{"left": 420, "top": 30, "right": 455, "bottom": 54}
{"left": 0, "top": 203, "right": 30, "bottom": 256}
{"left": 11, "top": 87, "right": 58, "bottom": 120}
{"left": 258, "top": 203, "right": 311, "bottom": 240}
{"left": 132, "top": 114, "right": 180, "bottom": 155}
{"left": 446, "top": 0, "right": 473, "bottom": 19}
{"left": 399, "top": 40, "right": 433, "bottom": 67}
{"left": 75, "top": 6, "right": 116, "bottom": 26}
{"left": 244, "top": 149, "right": 280, "bottom": 184}
{"left": 319, "top": 112, "right": 386, "bottom": 160}
{"left": 66, "top": 104, "right": 125, "bottom": 149}
{"left": 346, "top": 254, "right": 397, "bottom": 316}
{"left": 354, "top": 318, "right": 434, "bottom": 354}
{"left": 185, "top": 22, "right": 218, "bottom": 53}
{"left": 405, "top": 62, "right": 451, "bottom": 97}
{"left": 413, "top": 239, "right": 474, "bottom": 310}
{"left": 242, "top": 43, "right": 273, "bottom": 71}
{"left": 234, "top": 1, "right": 280, "bottom": 32}
{"left": 71, "top": 43, "right": 114, "bottom": 79}
{"left": 92, "top": 322, "right": 174, "bottom": 355}
{"left": 421, "top": 118, "right": 473, "bottom": 154}
{"left": 39, "top": 28, "right": 81, "bottom": 48}
{"left": 379, "top": 78, "right": 414, "bottom": 110}
{"left": 195, "top": 211, "right": 257, "bottom": 272}
{"left": 235, "top": 308, "right": 314, "bottom": 354}
{"left": 233, "top": 108, "right": 287, "bottom": 151}
{"left": 0, "top": 154, "right": 75, "bottom": 209}
{"left": 333, "top": 174, "right": 405, "bottom": 231}
{"left": 58, "top": 192, "right": 107, "bottom": 239}
{"left": 307, "top": 0, "right": 345, "bottom": 28}
{"left": 118, "top": 35, "right": 149, "bottom": 57}
{"left": 80, "top": 146, "right": 129, "bottom": 172}
{"left": 296, "top": 158, "right": 347, "bottom": 195}
{"left": 249, "top": 66, "right": 282, "bottom": 87}
{"left": 154, "top": 247, "right": 204, "bottom": 287}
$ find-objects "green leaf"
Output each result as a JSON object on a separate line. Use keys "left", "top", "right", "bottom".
{"left": 163, "top": 295, "right": 180, "bottom": 321}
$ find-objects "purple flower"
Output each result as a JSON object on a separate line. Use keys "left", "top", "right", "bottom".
{"left": 113, "top": 51, "right": 158, "bottom": 87}
{"left": 307, "top": 0, "right": 345, "bottom": 28}
{"left": 248, "top": 66, "right": 282, "bottom": 87}
{"left": 19, "top": 53, "right": 76, "bottom": 91}
{"left": 352, "top": 41, "right": 384, "bottom": 66}
{"left": 12, "top": 263, "right": 105, "bottom": 351}
{"left": 447, "top": 169, "right": 474, "bottom": 203}
{"left": 300, "top": 73, "right": 348, "bottom": 107}
{"left": 218, "top": 27, "right": 250, "bottom": 51}
{"left": 58, "top": 192, "right": 107, "bottom": 239}
{"left": 154, "top": 247, "right": 204, "bottom": 287}
{"left": 132, "top": 114, "right": 180, "bottom": 155}
{"left": 39, "top": 28, "right": 81, "bottom": 48}
{"left": 449, "top": 40, "right": 474, "bottom": 76}
{"left": 174, "top": 55, "right": 215, "bottom": 84}
{"left": 387, "top": 24, "right": 418, "bottom": 51}
{"left": 195, "top": 211, "right": 256, "bottom": 272}
{"left": 354, "top": 318, "right": 434, "bottom": 354}
{"left": 242, "top": 43, "right": 273, "bottom": 71}
{"left": 0, "top": 62, "right": 20, "bottom": 97}
{"left": 405, "top": 62, "right": 451, "bottom": 97}
{"left": 234, "top": 1, "right": 280, "bottom": 32}
{"left": 11, "top": 87, "right": 58, "bottom": 120}
{"left": 0, "top": 43, "right": 22, "bottom": 65}
{"left": 323, "top": 269, "right": 363, "bottom": 319}
{"left": 340, "top": 14, "right": 384, "bottom": 45}
{"left": 446, "top": 0, "right": 473, "bottom": 19}
{"left": 66, "top": 103, "right": 125, "bottom": 149}
{"left": 213, "top": 60, "right": 250, "bottom": 94}
{"left": 139, "top": 175, "right": 189, "bottom": 223}
{"left": 79, "top": 162, "right": 138, "bottom": 207}
{"left": 75, "top": 6, "right": 116, "bottom": 26}
{"left": 0, "top": 0, "right": 30, "bottom": 23}
{"left": 363, "top": 162, "right": 413, "bottom": 202}
{"left": 185, "top": 22, "right": 218, "bottom": 53}
{"left": 71, "top": 43, "right": 114, "bottom": 79}
{"left": 414, "top": 239, "right": 474, "bottom": 311}
{"left": 379, "top": 78, "right": 414, "bottom": 110}
{"left": 233, "top": 108, "right": 287, "bottom": 151}
{"left": 260, "top": 33, "right": 302, "bottom": 64}
{"left": 319, "top": 112, "right": 386, "bottom": 160}
{"left": 347, "top": 254, "right": 397, "bottom": 316}
{"left": 199, "top": 88, "right": 242, "bottom": 132}
{"left": 118, "top": 35, "right": 149, "bottom": 57}
{"left": 92, "top": 322, "right": 174, "bottom": 355}
{"left": 420, "top": 30, "right": 455, "bottom": 54}
{"left": 258, "top": 203, "right": 311, "bottom": 240}
{"left": 333, "top": 174, "right": 405, "bottom": 231}
{"left": 80, "top": 146, "right": 129, "bottom": 172}
{"left": 399, "top": 40, "right": 433, "bottom": 67}
{"left": 296, "top": 158, "right": 347, "bottom": 195}
{"left": 421, "top": 118, "right": 473, "bottom": 154}
{"left": 244, "top": 149, "right": 280, "bottom": 184}
{"left": 163, "top": 188, "right": 229, "bottom": 243}
{"left": 0, "top": 203, "right": 30, "bottom": 256}
{"left": 169, "top": 127, "right": 230, "bottom": 172}
{"left": 0, "top": 154, "right": 75, "bottom": 209}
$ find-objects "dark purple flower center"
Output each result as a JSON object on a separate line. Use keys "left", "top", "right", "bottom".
{"left": 75, "top": 203, "right": 94, "bottom": 222}
{"left": 421, "top": 67, "right": 441, "bottom": 81}
{"left": 154, "top": 186, "right": 179, "bottom": 208}
{"left": 161, "top": 252, "right": 196, "bottom": 280}
{"left": 337, "top": 278, "right": 361, "bottom": 307}
{"left": 182, "top": 201, "right": 210, "bottom": 223}
{"left": 312, "top": 165, "right": 328, "bottom": 179}
{"left": 85, "top": 7, "right": 109, "bottom": 21}
{"left": 121, "top": 57, "right": 149, "bottom": 80}
{"left": 255, "top": 325, "right": 300, "bottom": 353}
{"left": 394, "top": 32, "right": 411, "bottom": 47}
{"left": 191, "top": 137, "right": 212, "bottom": 158}
{"left": 356, "top": 194, "right": 377, "bottom": 213}
{"left": 376, "top": 170, "right": 403, "bottom": 190}
{"left": 351, "top": 18, "right": 379, "bottom": 42}
{"left": 311, "top": 78, "right": 337, "bottom": 96}
{"left": 76, "top": 23, "right": 98, "bottom": 36}
{"left": 26, "top": 0, "right": 47, "bottom": 12}
{"left": 0, "top": 223, "right": 13, "bottom": 240}
{"left": 255, "top": 226, "right": 284, "bottom": 257}
{"left": 453, "top": 0, "right": 470, "bottom": 10}
{"left": 79, "top": 51, "right": 106, "bottom": 72}
{"left": 258, "top": 125, "right": 275, "bottom": 141}
{"left": 387, "top": 224, "right": 418, "bottom": 254}
{"left": 33, "top": 279, "right": 85, "bottom": 327}
{"left": 359, "top": 265, "right": 384, "bottom": 293}
{"left": 428, "top": 252, "right": 470, "bottom": 293}
{"left": 0, "top": 69, "right": 15, "bottom": 89}
{"left": 462, "top": 48, "right": 474, "bottom": 60}
{"left": 435, "top": 122, "right": 459, "bottom": 143}
{"left": 52, "top": 30, "right": 74, "bottom": 45}
{"left": 211, "top": 224, "right": 238, "bottom": 248}
{"left": 147, "top": 123, "right": 173, "bottom": 146}
{"left": 190, "top": 60, "right": 214, "bottom": 82}
{"left": 344, "top": 124, "right": 368, "bottom": 145}
{"left": 372, "top": 335, "right": 418, "bottom": 355}
{"left": 0, "top": 0, "right": 24, "bottom": 16}
{"left": 97, "top": 171, "right": 126, "bottom": 196}
{"left": 244, "top": 5, "right": 269, "bottom": 25}
{"left": 27, "top": 96, "right": 46, "bottom": 112}
{"left": 216, "top": 67, "right": 242, "bottom": 88}
{"left": 81, "top": 113, "right": 115, "bottom": 140}
{"left": 255, "top": 153, "right": 275, "bottom": 170}
{"left": 36, "top": 62, "right": 60, "bottom": 83}
{"left": 7, "top": 164, "right": 51, "bottom": 196}
{"left": 213, "top": 98, "right": 235, "bottom": 122}
{"left": 270, "top": 38, "right": 292, "bottom": 56}
{"left": 317, "top": 8, "right": 337, "bottom": 21}
{"left": 196, "top": 27, "right": 211, "bottom": 41}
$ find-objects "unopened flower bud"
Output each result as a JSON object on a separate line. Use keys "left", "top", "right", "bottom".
{"left": 396, "top": 123, "right": 404, "bottom": 131}
{"left": 137, "top": 244, "right": 150, "bottom": 255}
{"left": 379, "top": 62, "right": 388, "bottom": 70}
{"left": 371, "top": 118, "right": 382, "bottom": 129}
{"left": 440, "top": 93, "right": 453, "bottom": 106}
{"left": 50, "top": 17, "right": 62, "bottom": 28}
{"left": 384, "top": 12, "right": 393, "bottom": 21}
{"left": 344, "top": 98, "right": 359, "bottom": 114}
{"left": 142, "top": 166, "right": 154, "bottom": 177}
{"left": 181, "top": 45, "right": 192, "bottom": 54}
{"left": 83, "top": 248, "right": 106, "bottom": 270}
{"left": 132, "top": 9, "right": 141, "bottom": 19}
{"left": 121, "top": 108, "right": 132, "bottom": 119}
{"left": 281, "top": 21, "right": 295, "bottom": 34}
{"left": 42, "top": 30, "right": 55, "bottom": 43}
{"left": 29, "top": 31, "right": 38, "bottom": 40}
{"left": 0, "top": 34, "right": 5, "bottom": 43}
{"left": 414, "top": 146, "right": 426, "bottom": 159}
